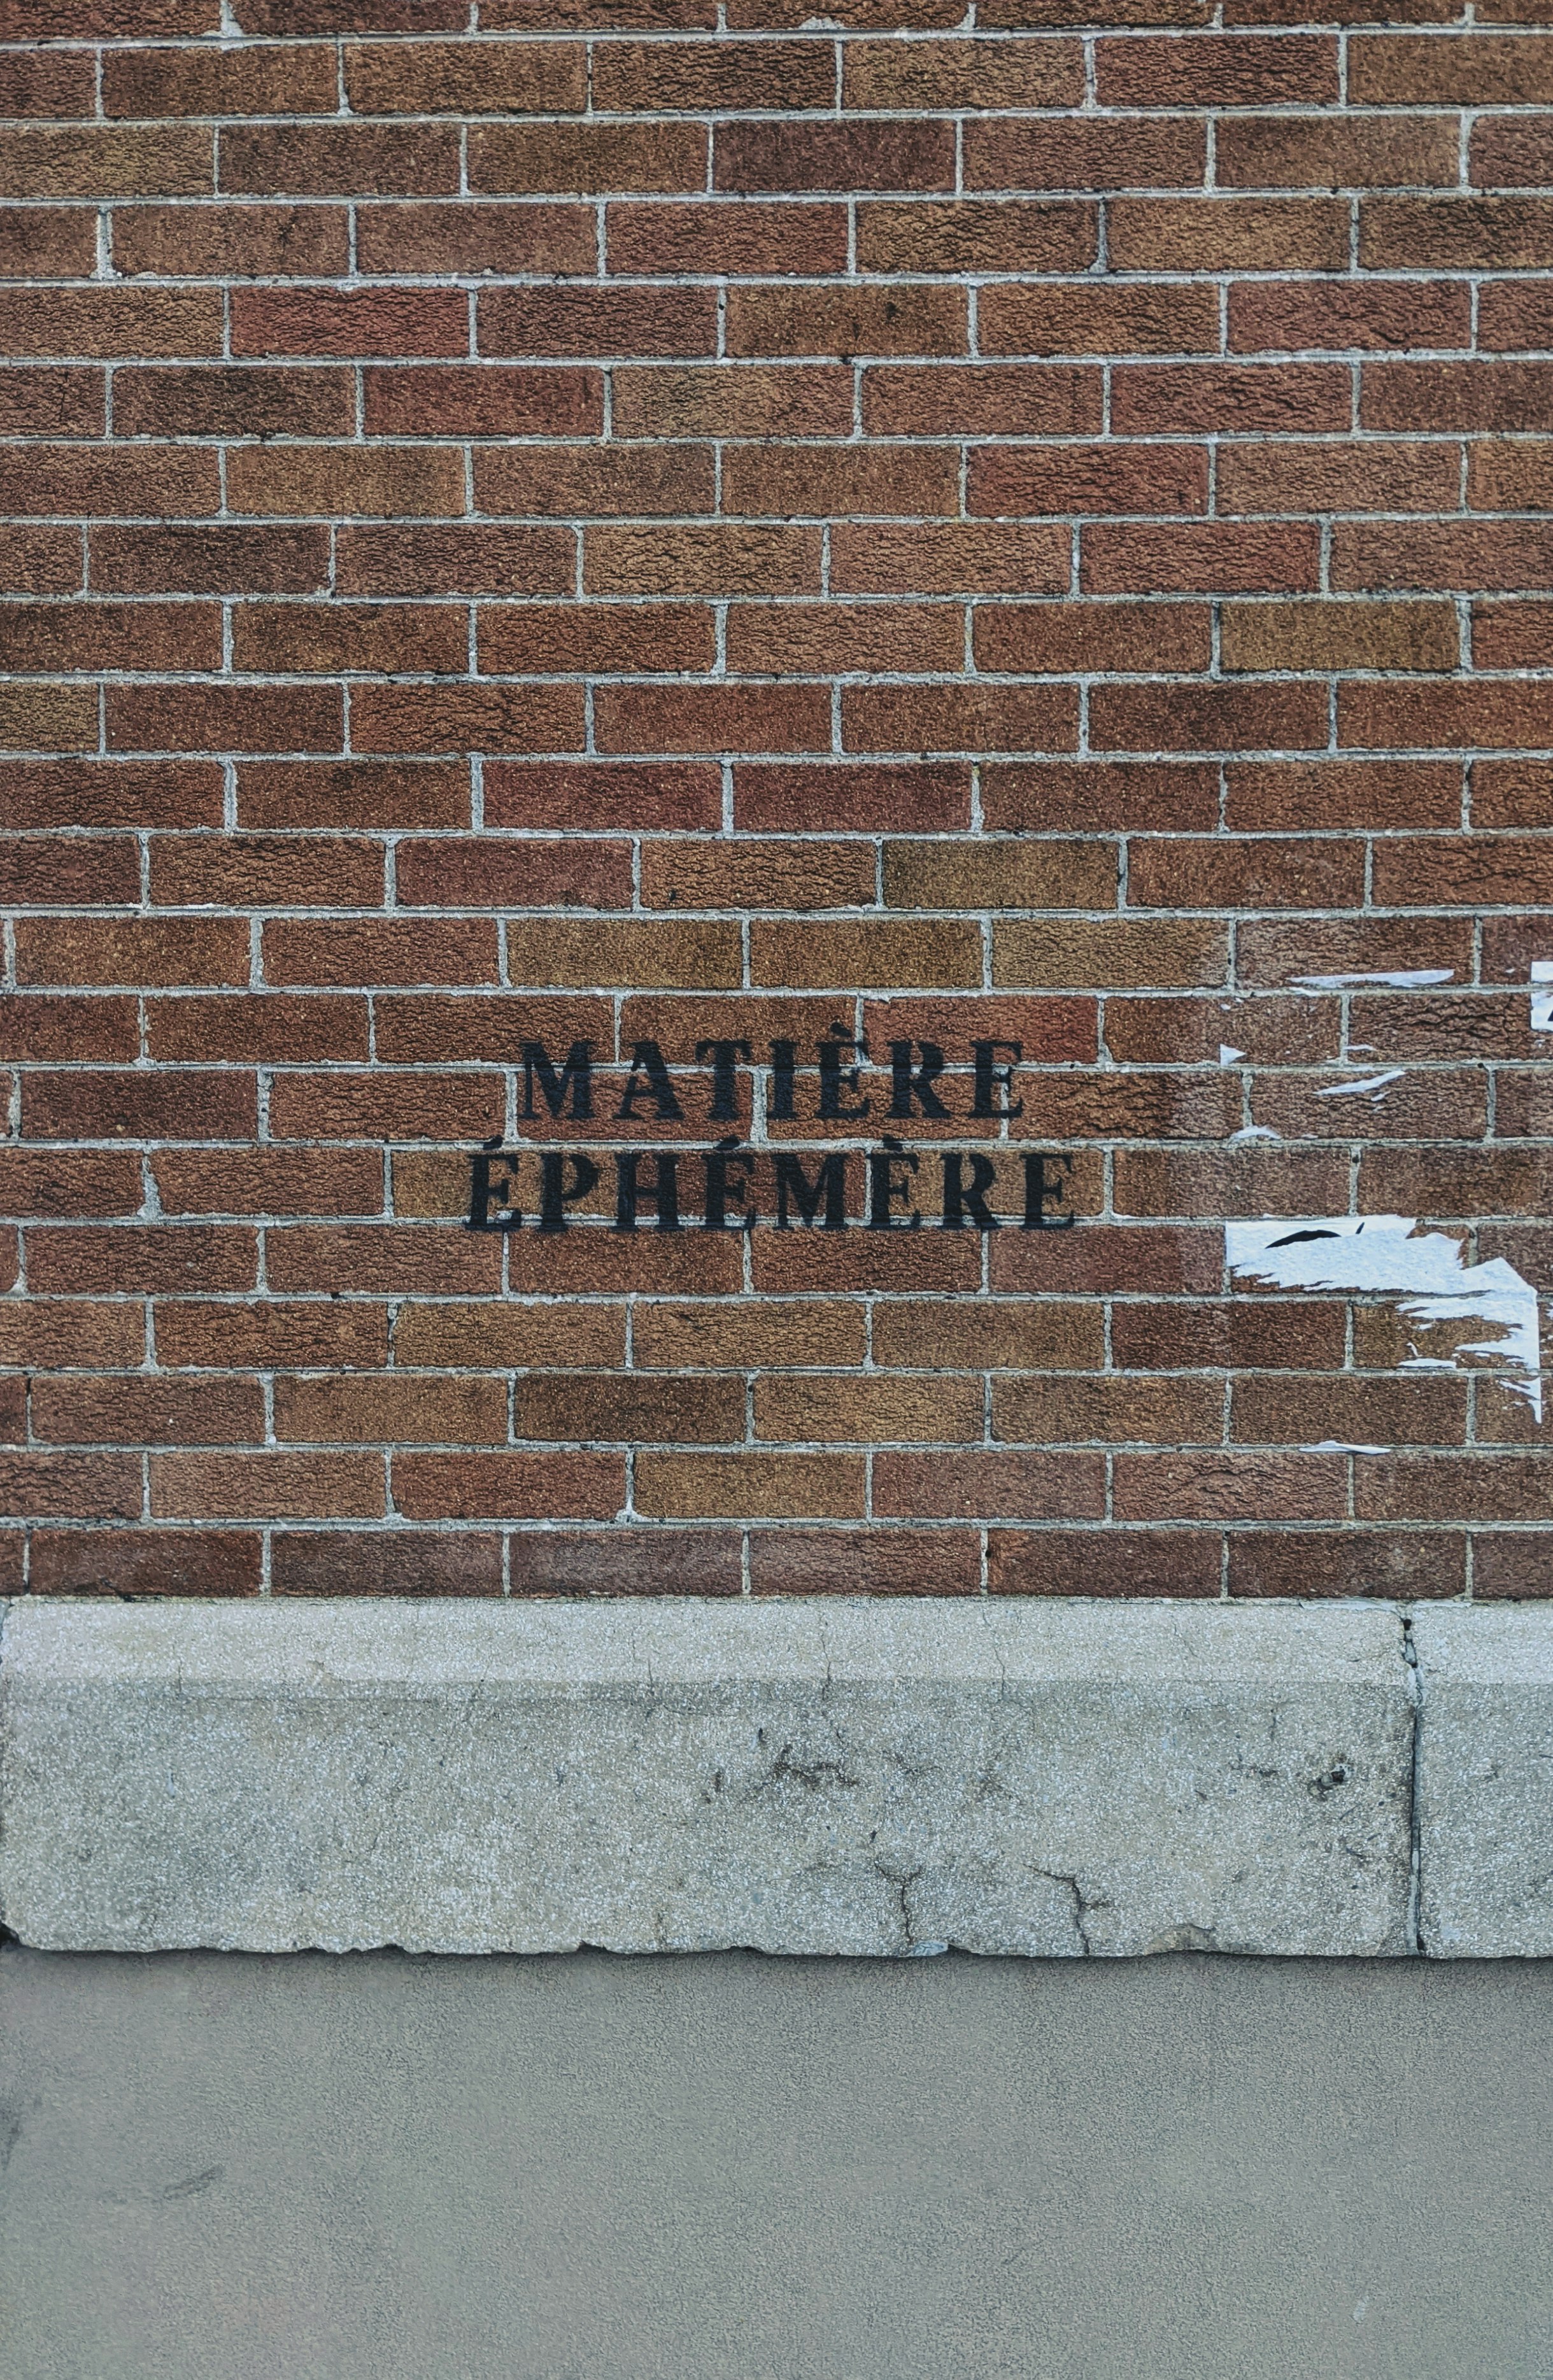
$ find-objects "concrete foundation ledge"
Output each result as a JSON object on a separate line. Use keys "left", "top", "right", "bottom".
{"left": 0, "top": 1593, "right": 1468, "bottom": 1958}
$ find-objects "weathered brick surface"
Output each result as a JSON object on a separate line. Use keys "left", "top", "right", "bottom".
{"left": 2, "top": 4, "right": 1551, "bottom": 1602}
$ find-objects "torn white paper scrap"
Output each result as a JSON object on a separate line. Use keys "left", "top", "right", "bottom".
{"left": 1226, "top": 1215, "right": 1543, "bottom": 1420}
{"left": 1293, "top": 969, "right": 1454, "bottom": 990}
{"left": 1315, "top": 1071, "right": 1404, "bottom": 1099}
{"left": 1303, "top": 1442, "right": 1389, "bottom": 1456}
{"left": 1218, "top": 1045, "right": 1246, "bottom": 1065}
{"left": 1532, "top": 962, "right": 1553, "bottom": 1033}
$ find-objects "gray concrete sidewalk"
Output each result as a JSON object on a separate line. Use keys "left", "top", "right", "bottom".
{"left": 3, "top": 1947, "right": 1550, "bottom": 2380}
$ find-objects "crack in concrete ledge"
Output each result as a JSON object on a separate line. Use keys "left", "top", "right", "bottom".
{"left": 1401, "top": 1609, "right": 1424, "bottom": 1957}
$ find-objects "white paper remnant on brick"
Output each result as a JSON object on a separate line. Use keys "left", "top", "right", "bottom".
{"left": 1226, "top": 1216, "right": 1543, "bottom": 1421}
{"left": 1532, "top": 962, "right": 1553, "bottom": 1034}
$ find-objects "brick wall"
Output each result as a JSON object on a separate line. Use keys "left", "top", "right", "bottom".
{"left": 2, "top": 0, "right": 1551, "bottom": 1606}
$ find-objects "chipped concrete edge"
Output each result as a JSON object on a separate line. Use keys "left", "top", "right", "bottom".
{"left": 0, "top": 1595, "right": 1546, "bottom": 1957}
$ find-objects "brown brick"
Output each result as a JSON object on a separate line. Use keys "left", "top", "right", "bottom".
{"left": 336, "top": 525, "right": 571, "bottom": 600}
{"left": 27, "top": 1225, "right": 257, "bottom": 1297}
{"left": 640, "top": 836, "right": 874, "bottom": 912}
{"left": 974, "top": 598, "right": 1210, "bottom": 677}
{"left": 103, "top": 39, "right": 337, "bottom": 117}
{"left": 863, "top": 363, "right": 1102, "bottom": 439}
{"left": 857, "top": 198, "right": 1096, "bottom": 276}
{"left": 481, "top": 285, "right": 719, "bottom": 359}
{"left": 151, "top": 1451, "right": 385, "bottom": 1520}
{"left": 610, "top": 200, "right": 849, "bottom": 279}
{"left": 357, "top": 202, "right": 595, "bottom": 278}
{"left": 1098, "top": 32, "right": 1338, "bottom": 108}
{"left": 636, "top": 1450, "right": 864, "bottom": 1521}
{"left": 1350, "top": 33, "right": 1553, "bottom": 109}
{"left": 833, "top": 524, "right": 1070, "bottom": 598}
{"left": 1342, "top": 680, "right": 1553, "bottom": 751}
{"left": 272, "top": 1530, "right": 502, "bottom": 1598}
{"left": 1219, "top": 440, "right": 1462, "bottom": 517}
{"left": 842, "top": 38, "right": 1084, "bottom": 112}
{"left": 1218, "top": 111, "right": 1460, "bottom": 190}
{"left": 0, "top": 1150, "right": 142, "bottom": 1218}
{"left": 351, "top": 684, "right": 586, "bottom": 757}
{"left": 613, "top": 364, "right": 851, "bottom": 440}
{"left": 1228, "top": 1530, "right": 1464, "bottom": 1600}
{"left": 1114, "top": 1451, "right": 1347, "bottom": 1522}
{"left": 29, "top": 1528, "right": 262, "bottom": 1599}
{"left": 220, "top": 122, "right": 460, "bottom": 198}
{"left": 843, "top": 683, "right": 1079, "bottom": 757}
{"left": 239, "top": 761, "right": 468, "bottom": 830}
{"left": 1230, "top": 280, "right": 1471, "bottom": 356}
{"left": 735, "top": 763, "right": 968, "bottom": 834}
{"left": 394, "top": 1448, "right": 620, "bottom": 1524}
{"left": 883, "top": 837, "right": 1114, "bottom": 912}
{"left": 146, "top": 991, "right": 368, "bottom": 1067}
{"left": 344, "top": 39, "right": 585, "bottom": 116}
{"left": 21, "top": 1069, "right": 255, "bottom": 1144}
{"left": 977, "top": 285, "right": 1218, "bottom": 361}
{"left": 995, "top": 1374, "right": 1221, "bottom": 1446}
{"left": 0, "top": 443, "right": 215, "bottom": 516}
{"left": 112, "top": 202, "right": 351, "bottom": 280}
{"left": 1473, "top": 114, "right": 1553, "bottom": 191}
{"left": 755, "top": 1372, "right": 981, "bottom": 1445}
{"left": 478, "top": 442, "right": 715, "bottom": 521}
{"left": 725, "top": 445, "right": 960, "bottom": 521}
{"left": 32, "top": 1374, "right": 264, "bottom": 1449}
{"left": 0, "top": 206, "right": 94, "bottom": 279}
{"left": 0, "top": 1454, "right": 143, "bottom": 1521}
{"left": 1472, "top": 1533, "right": 1553, "bottom": 1600}
{"left": 227, "top": 444, "right": 467, "bottom": 521}
{"left": 1, "top": 286, "right": 222, "bottom": 358}
{"left": 753, "top": 917, "right": 982, "bottom": 990}
{"left": 1365, "top": 360, "right": 1553, "bottom": 433}
{"left": 863, "top": 993, "right": 1097, "bottom": 1064}
{"left": 1091, "top": 680, "right": 1328, "bottom": 754}
{"left": 0, "top": 50, "right": 96, "bottom": 118}
{"left": 472, "top": 122, "right": 704, "bottom": 196}
{"left": 995, "top": 919, "right": 1226, "bottom": 990}
{"left": 0, "top": 525, "right": 81, "bottom": 595}
{"left": 0, "top": 123, "right": 212, "bottom": 199}
{"left": 1354, "top": 1454, "right": 1553, "bottom": 1524}
{"left": 990, "top": 1528, "right": 1219, "bottom": 1599}
{"left": 716, "top": 118, "right": 953, "bottom": 195}
{"left": 0, "top": 832, "right": 136, "bottom": 906}
{"left": 397, "top": 834, "right": 630, "bottom": 912}
{"left": 966, "top": 115, "right": 1205, "bottom": 194}
{"left": 594, "top": 683, "right": 830, "bottom": 757}
{"left": 1112, "top": 195, "right": 1347, "bottom": 272}
{"left": 1112, "top": 363, "right": 1350, "bottom": 437}
{"left": 725, "top": 283, "right": 967, "bottom": 359}
{"left": 1222, "top": 598, "right": 1459, "bottom": 672}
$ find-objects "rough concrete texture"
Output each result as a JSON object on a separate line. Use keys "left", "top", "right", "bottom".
{"left": 3, "top": 1947, "right": 1552, "bottom": 2380}
{"left": 1414, "top": 1605, "right": 1553, "bottom": 1958}
{"left": 0, "top": 1597, "right": 1414, "bottom": 1957}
